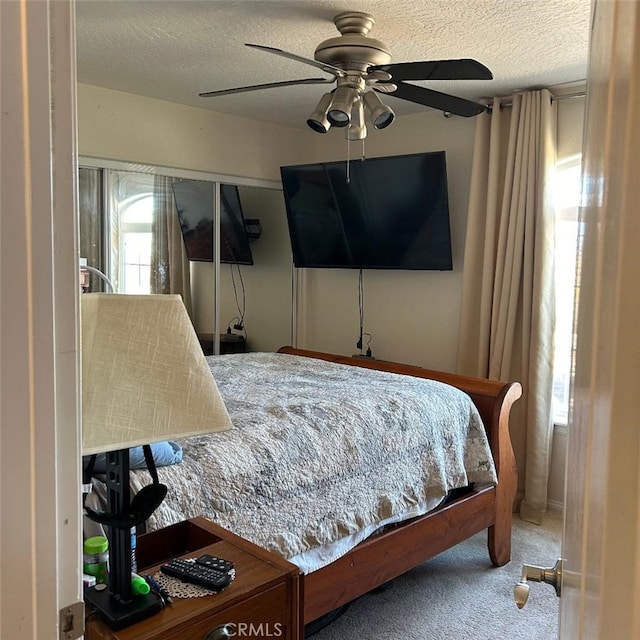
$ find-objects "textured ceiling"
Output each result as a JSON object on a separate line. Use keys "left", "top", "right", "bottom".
{"left": 75, "top": 0, "right": 591, "bottom": 129}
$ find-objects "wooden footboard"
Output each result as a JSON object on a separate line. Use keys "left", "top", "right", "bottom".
{"left": 277, "top": 347, "right": 521, "bottom": 625}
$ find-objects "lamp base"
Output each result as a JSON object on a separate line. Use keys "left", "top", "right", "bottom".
{"left": 84, "top": 585, "right": 163, "bottom": 630}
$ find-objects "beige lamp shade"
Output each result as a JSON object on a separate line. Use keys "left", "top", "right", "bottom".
{"left": 81, "top": 293, "right": 232, "bottom": 455}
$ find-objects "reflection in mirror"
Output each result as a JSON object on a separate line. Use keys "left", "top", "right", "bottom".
{"left": 192, "top": 184, "right": 293, "bottom": 354}
{"left": 78, "top": 164, "right": 293, "bottom": 355}
{"left": 78, "top": 167, "right": 192, "bottom": 315}
{"left": 222, "top": 185, "right": 292, "bottom": 353}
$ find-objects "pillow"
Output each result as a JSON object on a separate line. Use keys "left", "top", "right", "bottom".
{"left": 85, "top": 440, "right": 183, "bottom": 473}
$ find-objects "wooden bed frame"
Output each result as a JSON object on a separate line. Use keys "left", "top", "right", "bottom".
{"left": 277, "top": 346, "right": 522, "bottom": 627}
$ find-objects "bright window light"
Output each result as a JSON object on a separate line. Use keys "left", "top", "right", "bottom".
{"left": 552, "top": 154, "right": 582, "bottom": 425}
{"left": 109, "top": 172, "right": 155, "bottom": 294}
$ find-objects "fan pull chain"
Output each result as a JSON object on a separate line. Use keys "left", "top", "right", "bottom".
{"left": 345, "top": 133, "right": 366, "bottom": 183}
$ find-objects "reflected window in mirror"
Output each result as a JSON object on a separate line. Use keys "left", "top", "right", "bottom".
{"left": 109, "top": 171, "right": 154, "bottom": 294}
{"left": 78, "top": 168, "right": 192, "bottom": 315}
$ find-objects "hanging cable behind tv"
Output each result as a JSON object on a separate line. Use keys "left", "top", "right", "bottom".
{"left": 353, "top": 269, "right": 374, "bottom": 359}
{"left": 227, "top": 264, "right": 247, "bottom": 344}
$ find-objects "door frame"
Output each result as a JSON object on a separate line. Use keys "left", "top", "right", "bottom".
{"left": 0, "top": 0, "right": 81, "bottom": 636}
{"left": 560, "top": 0, "right": 640, "bottom": 637}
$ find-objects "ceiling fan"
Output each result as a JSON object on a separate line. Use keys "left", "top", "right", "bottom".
{"left": 199, "top": 11, "right": 493, "bottom": 139}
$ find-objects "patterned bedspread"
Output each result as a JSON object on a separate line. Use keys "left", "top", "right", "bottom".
{"left": 130, "top": 352, "right": 497, "bottom": 567}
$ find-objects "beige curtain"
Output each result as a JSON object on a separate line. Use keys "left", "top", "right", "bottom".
{"left": 150, "top": 175, "right": 193, "bottom": 318}
{"left": 78, "top": 167, "right": 106, "bottom": 291}
{"left": 457, "top": 90, "right": 557, "bottom": 524}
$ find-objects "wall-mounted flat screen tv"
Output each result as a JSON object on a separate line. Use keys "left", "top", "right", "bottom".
{"left": 172, "top": 180, "right": 253, "bottom": 265}
{"left": 280, "top": 151, "right": 453, "bottom": 270}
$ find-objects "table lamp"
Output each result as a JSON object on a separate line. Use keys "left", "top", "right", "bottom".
{"left": 81, "top": 293, "right": 232, "bottom": 629}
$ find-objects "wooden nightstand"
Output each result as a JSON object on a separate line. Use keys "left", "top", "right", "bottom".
{"left": 85, "top": 517, "right": 301, "bottom": 640}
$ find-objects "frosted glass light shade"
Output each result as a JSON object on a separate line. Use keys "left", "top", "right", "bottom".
{"left": 81, "top": 293, "right": 232, "bottom": 455}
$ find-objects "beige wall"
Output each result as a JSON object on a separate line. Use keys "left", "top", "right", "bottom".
{"left": 78, "top": 83, "right": 314, "bottom": 180}
{"left": 558, "top": 93, "right": 587, "bottom": 160}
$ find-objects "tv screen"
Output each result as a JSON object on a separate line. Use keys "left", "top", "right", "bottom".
{"left": 280, "top": 151, "right": 453, "bottom": 270}
{"left": 172, "top": 180, "right": 253, "bottom": 265}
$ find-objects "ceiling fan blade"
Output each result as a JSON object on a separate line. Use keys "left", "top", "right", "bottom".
{"left": 371, "top": 59, "right": 493, "bottom": 81}
{"left": 245, "top": 44, "right": 345, "bottom": 77}
{"left": 199, "top": 77, "right": 334, "bottom": 98}
{"left": 380, "top": 81, "right": 488, "bottom": 117}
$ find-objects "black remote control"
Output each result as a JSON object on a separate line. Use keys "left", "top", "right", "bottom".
{"left": 160, "top": 558, "right": 233, "bottom": 591}
{"left": 195, "top": 554, "right": 234, "bottom": 574}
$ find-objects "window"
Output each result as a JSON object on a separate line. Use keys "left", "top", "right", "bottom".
{"left": 552, "top": 154, "right": 582, "bottom": 424}
{"left": 109, "top": 172, "right": 155, "bottom": 294}
{"left": 118, "top": 194, "right": 153, "bottom": 294}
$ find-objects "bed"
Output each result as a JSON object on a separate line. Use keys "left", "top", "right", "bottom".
{"left": 106, "top": 346, "right": 521, "bottom": 628}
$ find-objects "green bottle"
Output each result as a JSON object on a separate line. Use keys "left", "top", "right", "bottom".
{"left": 83, "top": 536, "right": 109, "bottom": 584}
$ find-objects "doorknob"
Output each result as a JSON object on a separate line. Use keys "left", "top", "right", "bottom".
{"left": 514, "top": 558, "right": 563, "bottom": 608}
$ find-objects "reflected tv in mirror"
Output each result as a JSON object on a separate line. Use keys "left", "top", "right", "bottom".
{"left": 172, "top": 180, "right": 254, "bottom": 265}
{"left": 280, "top": 151, "right": 453, "bottom": 270}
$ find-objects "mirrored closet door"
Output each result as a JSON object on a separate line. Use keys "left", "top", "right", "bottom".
{"left": 78, "top": 163, "right": 293, "bottom": 354}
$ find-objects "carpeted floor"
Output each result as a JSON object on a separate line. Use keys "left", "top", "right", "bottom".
{"left": 309, "top": 511, "right": 563, "bottom": 640}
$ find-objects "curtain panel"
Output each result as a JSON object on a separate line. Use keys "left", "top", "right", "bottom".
{"left": 151, "top": 174, "right": 193, "bottom": 318}
{"left": 78, "top": 167, "right": 105, "bottom": 291}
{"left": 457, "top": 90, "right": 557, "bottom": 524}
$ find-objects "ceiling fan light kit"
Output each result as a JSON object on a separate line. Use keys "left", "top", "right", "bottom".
{"left": 327, "top": 85, "right": 359, "bottom": 127}
{"left": 200, "top": 11, "right": 492, "bottom": 140}
{"left": 346, "top": 99, "right": 367, "bottom": 141}
{"left": 362, "top": 90, "right": 395, "bottom": 129}
{"left": 306, "top": 92, "right": 334, "bottom": 133}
